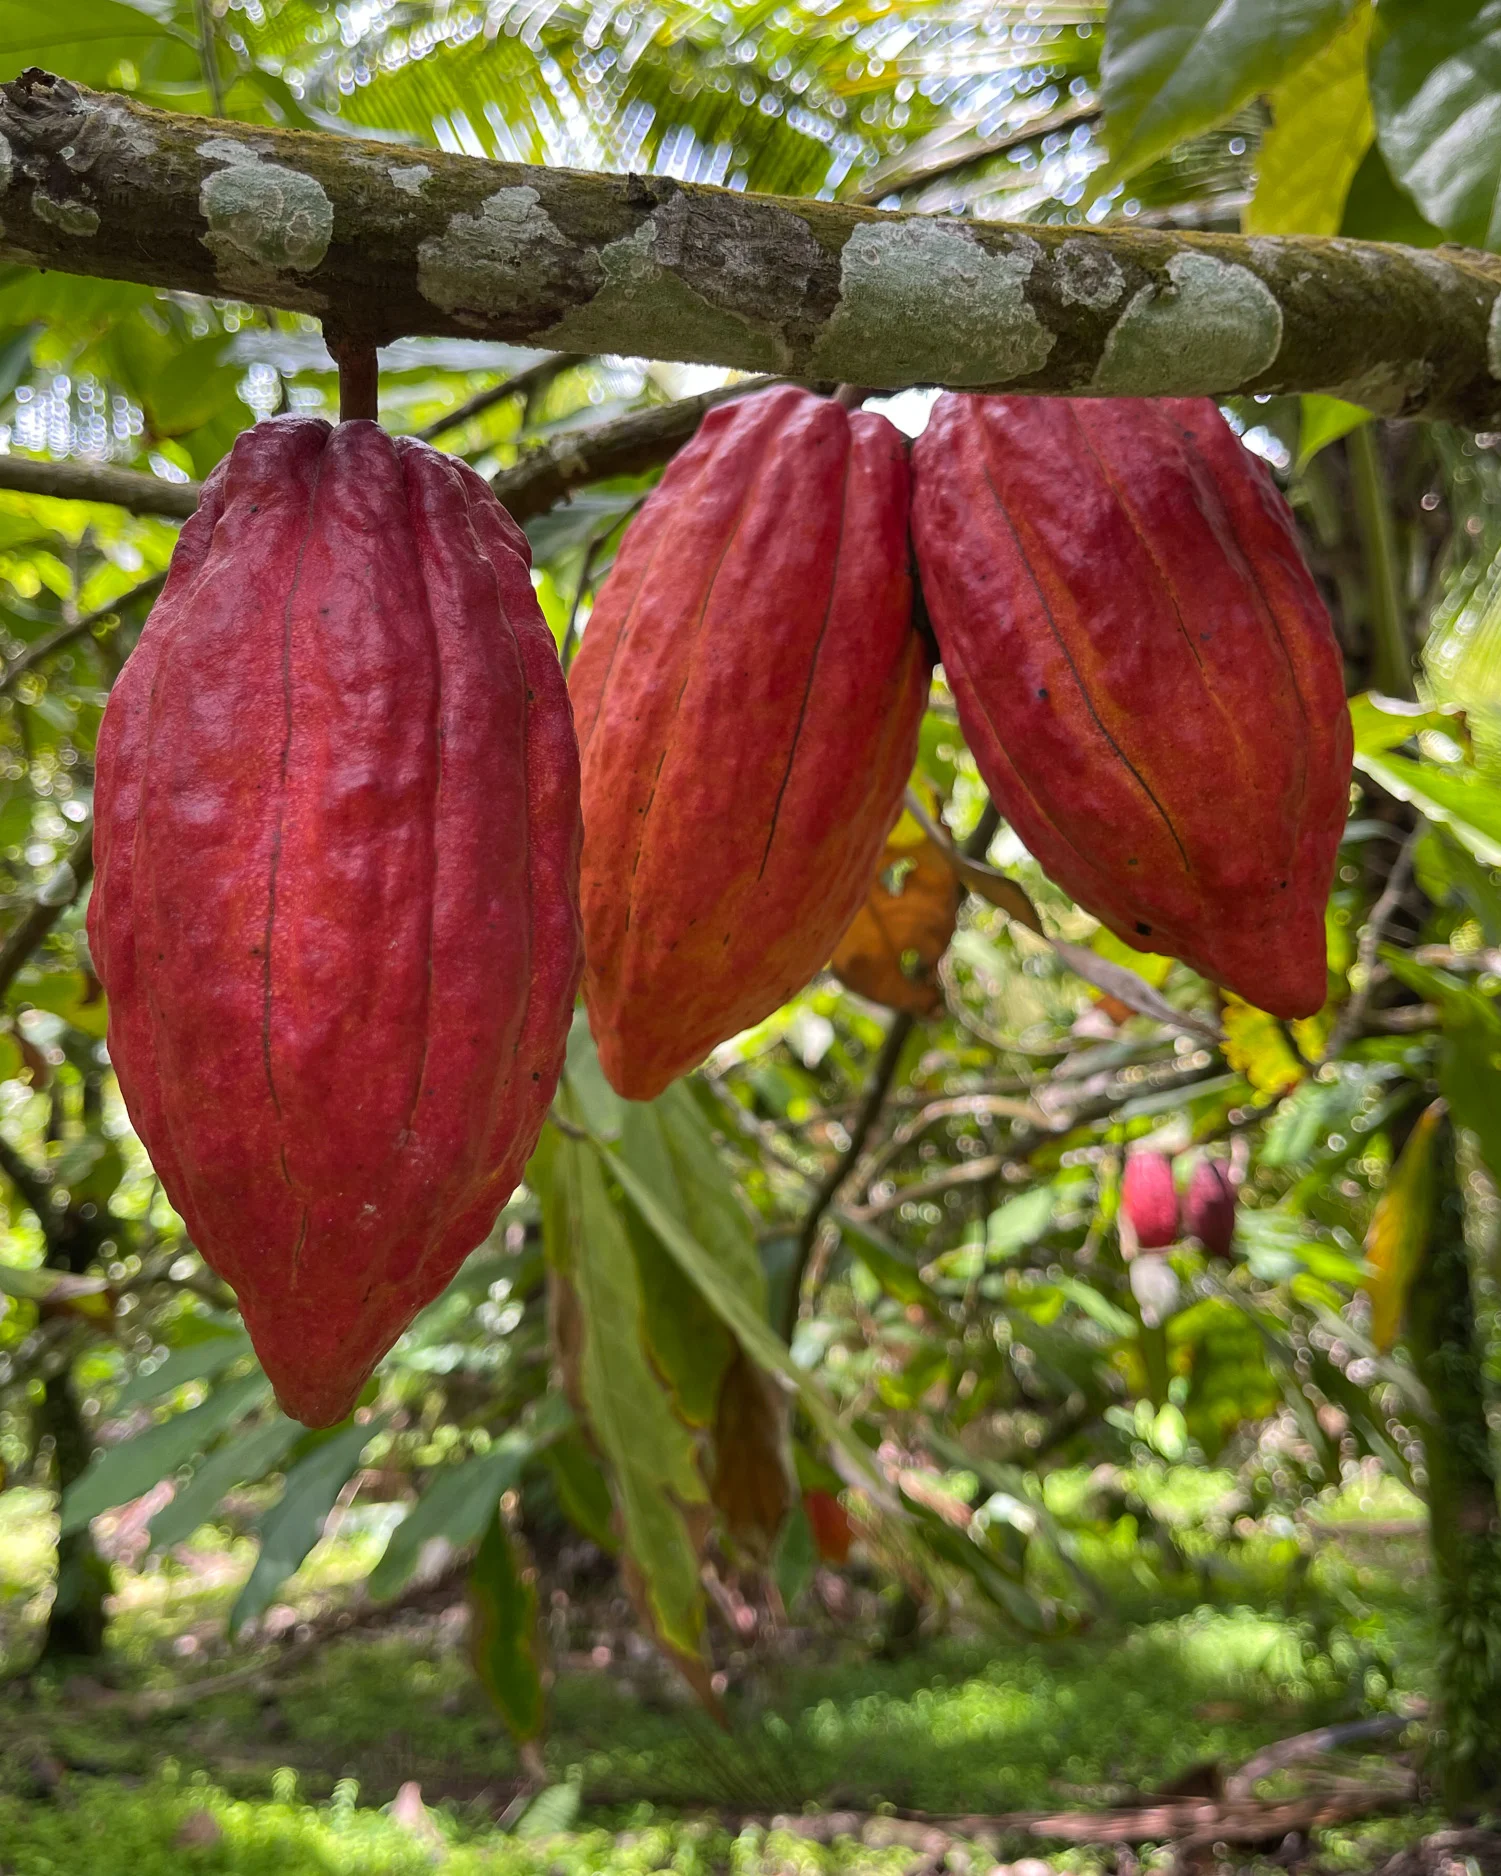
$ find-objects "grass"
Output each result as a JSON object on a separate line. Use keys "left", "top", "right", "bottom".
{"left": 0, "top": 1472, "right": 1447, "bottom": 1874}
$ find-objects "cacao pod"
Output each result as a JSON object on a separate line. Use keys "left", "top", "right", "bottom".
{"left": 1185, "top": 1157, "right": 1237, "bottom": 1259}
{"left": 1120, "top": 1151, "right": 1180, "bottom": 1251}
{"left": 910, "top": 395, "right": 1351, "bottom": 1019}
{"left": 570, "top": 386, "right": 927, "bottom": 1100}
{"left": 89, "top": 417, "right": 583, "bottom": 1427}
{"left": 802, "top": 1488, "right": 854, "bottom": 1566}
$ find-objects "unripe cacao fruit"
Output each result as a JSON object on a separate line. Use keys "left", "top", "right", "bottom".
{"left": 910, "top": 395, "right": 1351, "bottom": 1019}
{"left": 1121, "top": 1151, "right": 1180, "bottom": 1250}
{"left": 570, "top": 386, "right": 927, "bottom": 1100}
{"left": 1185, "top": 1157, "right": 1237, "bottom": 1259}
{"left": 89, "top": 417, "right": 583, "bottom": 1427}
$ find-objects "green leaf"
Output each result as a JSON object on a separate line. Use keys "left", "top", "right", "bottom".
{"left": 1355, "top": 749, "right": 1501, "bottom": 867}
{"left": 230, "top": 1416, "right": 385, "bottom": 1634}
{"left": 1338, "top": 139, "right": 1444, "bottom": 244}
{"left": 589, "top": 1132, "right": 888, "bottom": 1504}
{"left": 111, "top": 1329, "right": 253, "bottom": 1413}
{"left": 1100, "top": 0, "right": 1357, "bottom": 185}
{"left": 0, "top": 1262, "right": 111, "bottom": 1317}
{"left": 369, "top": 1400, "right": 571, "bottom": 1602}
{"left": 986, "top": 1187, "right": 1057, "bottom": 1261}
{"left": 1363, "top": 1099, "right": 1443, "bottom": 1351}
{"left": 1370, "top": 0, "right": 1501, "bottom": 248}
{"left": 468, "top": 1511, "right": 545, "bottom": 1744}
{"left": 61, "top": 1371, "right": 270, "bottom": 1533}
{"left": 544, "top": 1430, "right": 619, "bottom": 1554}
{"left": 1246, "top": 3, "right": 1373, "bottom": 236}
{"left": 514, "top": 1777, "right": 582, "bottom": 1841}
{"left": 1382, "top": 951, "right": 1501, "bottom": 1185}
{"left": 539, "top": 1120, "right": 709, "bottom": 1672}
{"left": 146, "top": 1414, "right": 302, "bottom": 1553}
{"left": 834, "top": 1211, "right": 943, "bottom": 1311}
{"left": 1348, "top": 691, "right": 1469, "bottom": 757}
{"left": 1297, "top": 396, "right": 1373, "bottom": 472}
{"left": 773, "top": 1497, "right": 817, "bottom": 1609}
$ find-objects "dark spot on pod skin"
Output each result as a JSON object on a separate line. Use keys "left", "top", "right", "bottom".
{"left": 1135, "top": 922, "right": 1151, "bottom": 936}
{"left": 1037, "top": 687, "right": 1048, "bottom": 699}
{"left": 531, "top": 1071, "right": 540, "bottom": 1081}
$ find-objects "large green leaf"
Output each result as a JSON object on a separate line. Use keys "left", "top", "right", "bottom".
{"left": 1100, "top": 0, "right": 1356, "bottom": 184}
{"left": 230, "top": 1416, "right": 385, "bottom": 1634}
{"left": 146, "top": 1414, "right": 303, "bottom": 1553}
{"left": 538, "top": 1119, "right": 710, "bottom": 1676}
{"left": 111, "top": 1329, "right": 253, "bottom": 1413}
{"left": 1245, "top": 3, "right": 1373, "bottom": 235}
{"left": 1370, "top": 0, "right": 1501, "bottom": 248}
{"left": 1363, "top": 1099, "right": 1442, "bottom": 1351}
{"left": 368, "top": 1397, "right": 571, "bottom": 1603}
{"left": 60, "top": 1370, "right": 270, "bottom": 1533}
{"left": 468, "top": 1510, "right": 545, "bottom": 1744}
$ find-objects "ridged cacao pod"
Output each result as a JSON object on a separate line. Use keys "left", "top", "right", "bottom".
{"left": 89, "top": 417, "right": 583, "bottom": 1427}
{"left": 1121, "top": 1151, "right": 1180, "bottom": 1251}
{"left": 911, "top": 395, "right": 1351, "bottom": 1019}
{"left": 1185, "top": 1157, "right": 1237, "bottom": 1259}
{"left": 570, "top": 386, "right": 927, "bottom": 1100}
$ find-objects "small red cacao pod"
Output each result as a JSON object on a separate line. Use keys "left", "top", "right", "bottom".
{"left": 1121, "top": 1151, "right": 1180, "bottom": 1250}
{"left": 802, "top": 1489, "right": 854, "bottom": 1566}
{"left": 1185, "top": 1158, "right": 1237, "bottom": 1259}
{"left": 570, "top": 386, "right": 928, "bottom": 1100}
{"left": 910, "top": 395, "right": 1351, "bottom": 1019}
{"left": 89, "top": 418, "right": 583, "bottom": 1427}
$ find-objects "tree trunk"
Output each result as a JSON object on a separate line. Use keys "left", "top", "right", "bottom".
{"left": 1406, "top": 1116, "right": 1501, "bottom": 1809}
{"left": 37, "top": 1368, "right": 111, "bottom": 1662}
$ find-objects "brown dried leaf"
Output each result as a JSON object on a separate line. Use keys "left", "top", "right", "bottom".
{"left": 831, "top": 834, "right": 961, "bottom": 1014}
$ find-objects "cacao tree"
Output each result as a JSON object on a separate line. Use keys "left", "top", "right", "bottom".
{"left": 0, "top": 0, "right": 1497, "bottom": 1819}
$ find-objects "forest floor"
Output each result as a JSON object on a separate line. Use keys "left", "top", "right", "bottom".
{"left": 0, "top": 1471, "right": 1490, "bottom": 1875}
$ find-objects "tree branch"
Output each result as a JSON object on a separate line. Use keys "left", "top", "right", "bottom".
{"left": 491, "top": 377, "right": 778, "bottom": 521}
{"left": 0, "top": 454, "right": 198, "bottom": 518}
{"left": 7, "top": 71, "right": 1501, "bottom": 420}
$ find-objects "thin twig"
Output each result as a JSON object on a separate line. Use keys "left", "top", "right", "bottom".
{"left": 781, "top": 1011, "right": 914, "bottom": 1340}
{"left": 1323, "top": 822, "right": 1422, "bottom": 1060}
{"left": 416, "top": 354, "right": 586, "bottom": 444}
{"left": 0, "top": 823, "right": 93, "bottom": 1001}
{"left": 1, "top": 574, "right": 166, "bottom": 696}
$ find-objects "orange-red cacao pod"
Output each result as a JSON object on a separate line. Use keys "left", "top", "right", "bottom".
{"left": 911, "top": 395, "right": 1351, "bottom": 1019}
{"left": 570, "top": 386, "right": 928, "bottom": 1100}
{"left": 803, "top": 1489, "right": 854, "bottom": 1566}
{"left": 1185, "top": 1157, "right": 1237, "bottom": 1259}
{"left": 1121, "top": 1151, "right": 1180, "bottom": 1250}
{"left": 89, "top": 418, "right": 583, "bottom": 1427}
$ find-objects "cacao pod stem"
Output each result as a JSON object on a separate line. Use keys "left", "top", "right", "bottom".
{"left": 329, "top": 336, "right": 380, "bottom": 424}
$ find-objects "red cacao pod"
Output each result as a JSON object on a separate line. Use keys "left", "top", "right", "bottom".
{"left": 570, "top": 386, "right": 927, "bottom": 1100}
{"left": 802, "top": 1488, "right": 854, "bottom": 1566}
{"left": 89, "top": 417, "right": 583, "bottom": 1427}
{"left": 910, "top": 395, "right": 1351, "bottom": 1019}
{"left": 1185, "top": 1157, "right": 1237, "bottom": 1259}
{"left": 1121, "top": 1151, "right": 1180, "bottom": 1250}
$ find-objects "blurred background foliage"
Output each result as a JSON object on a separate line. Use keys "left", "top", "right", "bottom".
{"left": 2, "top": 0, "right": 1501, "bottom": 1850}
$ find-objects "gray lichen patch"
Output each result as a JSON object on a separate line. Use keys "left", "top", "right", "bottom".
{"left": 809, "top": 218, "right": 1055, "bottom": 386}
{"left": 200, "top": 160, "right": 333, "bottom": 273}
{"left": 1488, "top": 291, "right": 1501, "bottom": 380}
{"left": 197, "top": 135, "right": 262, "bottom": 168}
{"left": 389, "top": 163, "right": 430, "bottom": 197}
{"left": 1053, "top": 238, "right": 1125, "bottom": 310}
{"left": 1093, "top": 251, "right": 1282, "bottom": 395}
{"left": 417, "top": 186, "right": 571, "bottom": 322}
{"left": 32, "top": 191, "right": 98, "bottom": 237}
{"left": 0, "top": 133, "right": 11, "bottom": 194}
{"left": 537, "top": 210, "right": 789, "bottom": 369}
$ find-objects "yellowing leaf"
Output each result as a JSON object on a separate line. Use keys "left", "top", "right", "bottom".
{"left": 1363, "top": 1099, "right": 1443, "bottom": 1351}
{"left": 1245, "top": 3, "right": 1373, "bottom": 237}
{"left": 830, "top": 833, "right": 961, "bottom": 1016}
{"left": 1222, "top": 995, "right": 1305, "bottom": 1097}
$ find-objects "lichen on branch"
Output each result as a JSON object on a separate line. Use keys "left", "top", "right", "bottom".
{"left": 5, "top": 68, "right": 1501, "bottom": 423}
